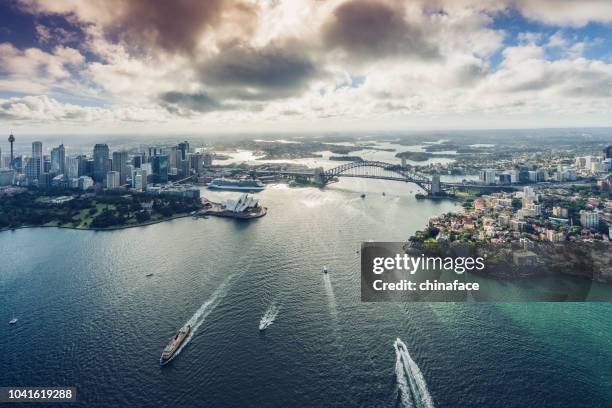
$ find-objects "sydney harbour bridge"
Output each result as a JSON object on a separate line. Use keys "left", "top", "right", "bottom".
{"left": 254, "top": 160, "right": 447, "bottom": 195}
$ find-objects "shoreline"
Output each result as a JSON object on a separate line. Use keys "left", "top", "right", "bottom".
{"left": 0, "top": 213, "right": 195, "bottom": 234}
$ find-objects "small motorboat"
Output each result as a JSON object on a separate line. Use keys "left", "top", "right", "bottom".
{"left": 146, "top": 273, "right": 154, "bottom": 277}
{"left": 382, "top": 192, "right": 386, "bottom": 196}
{"left": 360, "top": 193, "right": 366, "bottom": 198}
{"left": 323, "top": 265, "right": 328, "bottom": 274}
{"left": 9, "top": 317, "right": 17, "bottom": 325}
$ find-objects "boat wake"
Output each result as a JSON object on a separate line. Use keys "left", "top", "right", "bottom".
{"left": 259, "top": 303, "right": 279, "bottom": 331}
{"left": 323, "top": 274, "right": 338, "bottom": 319}
{"left": 173, "top": 273, "right": 240, "bottom": 359}
{"left": 394, "top": 338, "right": 435, "bottom": 408}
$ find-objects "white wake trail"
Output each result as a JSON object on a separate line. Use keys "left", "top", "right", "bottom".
{"left": 259, "top": 303, "right": 280, "bottom": 331}
{"left": 394, "top": 338, "right": 435, "bottom": 408}
{"left": 173, "top": 272, "right": 240, "bottom": 358}
{"left": 323, "top": 274, "right": 338, "bottom": 319}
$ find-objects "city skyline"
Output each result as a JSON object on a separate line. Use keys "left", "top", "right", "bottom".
{"left": 0, "top": 0, "right": 611, "bottom": 134}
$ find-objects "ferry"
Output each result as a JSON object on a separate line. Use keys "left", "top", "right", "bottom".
{"left": 208, "top": 178, "right": 264, "bottom": 192}
{"left": 160, "top": 324, "right": 191, "bottom": 366}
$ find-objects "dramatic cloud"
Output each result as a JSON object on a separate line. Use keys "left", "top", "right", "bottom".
{"left": 159, "top": 91, "right": 226, "bottom": 114}
{"left": 18, "top": 0, "right": 256, "bottom": 54}
{"left": 199, "top": 40, "right": 319, "bottom": 100}
{"left": 322, "top": 0, "right": 439, "bottom": 61}
{"left": 3, "top": 0, "right": 612, "bottom": 131}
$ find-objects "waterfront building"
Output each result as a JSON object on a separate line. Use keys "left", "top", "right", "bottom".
{"left": 430, "top": 174, "right": 441, "bottom": 194}
{"left": 479, "top": 169, "right": 496, "bottom": 185}
{"left": 93, "top": 144, "right": 110, "bottom": 182}
{"left": 203, "top": 152, "right": 214, "bottom": 167}
{"left": 190, "top": 153, "right": 204, "bottom": 175}
{"left": 222, "top": 193, "right": 260, "bottom": 213}
{"left": 112, "top": 150, "right": 129, "bottom": 185}
{"left": 498, "top": 173, "right": 511, "bottom": 185}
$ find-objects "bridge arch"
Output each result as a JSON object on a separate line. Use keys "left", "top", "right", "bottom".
{"left": 318, "top": 160, "right": 437, "bottom": 193}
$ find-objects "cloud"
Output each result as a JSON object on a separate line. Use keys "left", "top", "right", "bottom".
{"left": 0, "top": 42, "right": 85, "bottom": 94}
{"left": 514, "top": 0, "right": 612, "bottom": 27}
{"left": 159, "top": 91, "right": 228, "bottom": 114}
{"left": 198, "top": 40, "right": 319, "bottom": 100}
{"left": 322, "top": 0, "right": 439, "bottom": 62}
{"left": 18, "top": 0, "right": 256, "bottom": 54}
{"left": 5, "top": 0, "right": 612, "bottom": 131}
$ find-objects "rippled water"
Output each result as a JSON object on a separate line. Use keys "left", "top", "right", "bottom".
{"left": 1, "top": 178, "right": 612, "bottom": 407}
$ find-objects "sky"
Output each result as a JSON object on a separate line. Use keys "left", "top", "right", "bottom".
{"left": 0, "top": 0, "right": 611, "bottom": 134}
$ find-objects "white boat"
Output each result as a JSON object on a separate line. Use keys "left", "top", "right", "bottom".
{"left": 9, "top": 317, "right": 17, "bottom": 325}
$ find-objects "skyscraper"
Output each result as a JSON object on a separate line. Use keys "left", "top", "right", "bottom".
{"left": 152, "top": 155, "right": 168, "bottom": 183}
{"left": 605, "top": 145, "right": 612, "bottom": 159}
{"left": 93, "top": 144, "right": 110, "bottom": 182}
{"left": 32, "top": 141, "right": 43, "bottom": 159}
{"left": 50, "top": 144, "right": 66, "bottom": 175}
{"left": 66, "top": 156, "right": 80, "bottom": 179}
{"left": 178, "top": 141, "right": 190, "bottom": 160}
{"left": 106, "top": 171, "right": 120, "bottom": 189}
{"left": 24, "top": 157, "right": 41, "bottom": 183}
{"left": 112, "top": 151, "right": 129, "bottom": 185}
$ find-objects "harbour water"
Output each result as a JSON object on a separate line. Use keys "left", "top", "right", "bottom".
{"left": 2, "top": 178, "right": 612, "bottom": 407}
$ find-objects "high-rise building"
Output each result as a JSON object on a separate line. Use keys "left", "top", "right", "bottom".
{"left": 132, "top": 154, "right": 143, "bottom": 169}
{"left": 66, "top": 156, "right": 80, "bottom": 179}
{"left": 50, "top": 144, "right": 66, "bottom": 175}
{"left": 152, "top": 155, "right": 168, "bottom": 183}
{"left": 32, "top": 141, "right": 43, "bottom": 159}
{"left": 24, "top": 157, "right": 42, "bottom": 182}
{"left": 93, "top": 144, "right": 110, "bottom": 182}
{"left": 190, "top": 153, "right": 204, "bottom": 175}
{"left": 180, "top": 159, "right": 191, "bottom": 177}
{"left": 604, "top": 146, "right": 612, "bottom": 159}
{"left": 203, "top": 152, "right": 214, "bottom": 167}
{"left": 580, "top": 210, "right": 599, "bottom": 230}
{"left": 112, "top": 151, "right": 129, "bottom": 185}
{"left": 479, "top": 169, "right": 496, "bottom": 185}
{"left": 132, "top": 169, "right": 147, "bottom": 191}
{"left": 106, "top": 171, "right": 120, "bottom": 189}
{"left": 178, "top": 141, "right": 190, "bottom": 160}
{"left": 430, "top": 174, "right": 441, "bottom": 194}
